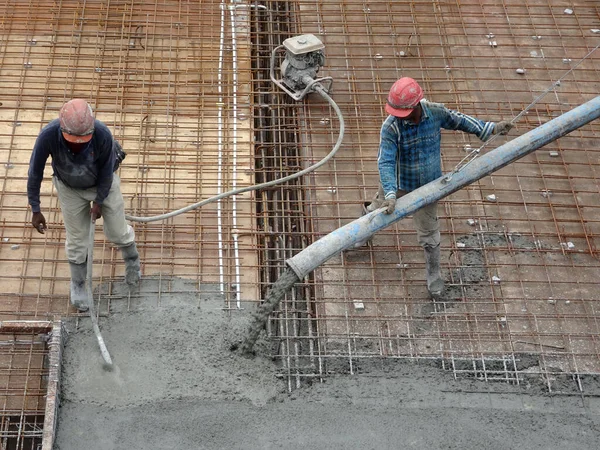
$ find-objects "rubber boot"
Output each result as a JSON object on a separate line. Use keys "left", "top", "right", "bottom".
{"left": 424, "top": 244, "right": 444, "bottom": 297}
{"left": 121, "top": 242, "right": 141, "bottom": 286}
{"left": 69, "top": 262, "right": 89, "bottom": 312}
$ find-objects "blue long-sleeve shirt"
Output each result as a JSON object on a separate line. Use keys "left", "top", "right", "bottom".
{"left": 27, "top": 119, "right": 116, "bottom": 213}
{"left": 377, "top": 101, "right": 496, "bottom": 199}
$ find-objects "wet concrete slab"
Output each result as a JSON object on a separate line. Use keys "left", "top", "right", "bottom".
{"left": 55, "top": 277, "right": 600, "bottom": 450}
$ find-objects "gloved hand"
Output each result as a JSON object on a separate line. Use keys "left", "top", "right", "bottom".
{"left": 90, "top": 202, "right": 102, "bottom": 221}
{"left": 493, "top": 121, "right": 514, "bottom": 135}
{"left": 382, "top": 197, "right": 396, "bottom": 214}
{"left": 32, "top": 212, "right": 47, "bottom": 234}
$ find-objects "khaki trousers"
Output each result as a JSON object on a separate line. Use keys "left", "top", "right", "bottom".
{"left": 367, "top": 185, "right": 440, "bottom": 248}
{"left": 53, "top": 174, "right": 135, "bottom": 264}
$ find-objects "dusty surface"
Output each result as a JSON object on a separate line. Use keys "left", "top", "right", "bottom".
{"left": 55, "top": 278, "right": 600, "bottom": 450}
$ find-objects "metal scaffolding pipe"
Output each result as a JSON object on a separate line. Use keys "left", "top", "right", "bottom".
{"left": 286, "top": 96, "right": 600, "bottom": 280}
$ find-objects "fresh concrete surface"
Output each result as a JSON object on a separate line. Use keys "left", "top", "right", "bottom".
{"left": 55, "top": 278, "right": 600, "bottom": 450}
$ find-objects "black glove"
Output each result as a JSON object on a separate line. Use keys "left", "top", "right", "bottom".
{"left": 493, "top": 121, "right": 514, "bottom": 135}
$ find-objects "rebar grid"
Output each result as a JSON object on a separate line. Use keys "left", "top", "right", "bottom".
{"left": 0, "top": 333, "right": 46, "bottom": 450}
{"left": 260, "top": 0, "right": 600, "bottom": 391}
{"left": 0, "top": 0, "right": 262, "bottom": 320}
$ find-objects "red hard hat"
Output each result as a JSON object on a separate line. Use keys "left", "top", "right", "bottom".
{"left": 59, "top": 99, "right": 95, "bottom": 143}
{"left": 385, "top": 77, "right": 424, "bottom": 118}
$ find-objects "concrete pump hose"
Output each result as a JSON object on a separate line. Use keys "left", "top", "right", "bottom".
{"left": 125, "top": 84, "right": 344, "bottom": 223}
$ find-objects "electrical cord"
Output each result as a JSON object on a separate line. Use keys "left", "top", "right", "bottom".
{"left": 125, "top": 83, "right": 344, "bottom": 223}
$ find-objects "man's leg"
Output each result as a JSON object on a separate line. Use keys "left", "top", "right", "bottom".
{"left": 101, "top": 175, "right": 140, "bottom": 286}
{"left": 413, "top": 202, "right": 444, "bottom": 297}
{"left": 53, "top": 177, "right": 91, "bottom": 311}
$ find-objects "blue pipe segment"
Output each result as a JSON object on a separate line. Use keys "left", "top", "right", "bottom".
{"left": 286, "top": 96, "right": 600, "bottom": 280}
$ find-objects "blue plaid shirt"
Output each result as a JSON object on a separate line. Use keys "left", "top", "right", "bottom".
{"left": 377, "top": 101, "right": 496, "bottom": 199}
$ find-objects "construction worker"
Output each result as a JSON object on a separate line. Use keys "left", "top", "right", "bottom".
{"left": 367, "top": 77, "right": 513, "bottom": 298}
{"left": 27, "top": 99, "right": 140, "bottom": 311}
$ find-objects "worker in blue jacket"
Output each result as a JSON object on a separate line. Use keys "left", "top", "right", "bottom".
{"left": 27, "top": 99, "right": 140, "bottom": 311}
{"left": 367, "top": 78, "right": 513, "bottom": 297}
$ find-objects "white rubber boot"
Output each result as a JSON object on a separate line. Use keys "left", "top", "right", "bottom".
{"left": 69, "top": 262, "right": 89, "bottom": 312}
{"left": 121, "top": 242, "right": 141, "bottom": 286}
{"left": 424, "top": 244, "right": 444, "bottom": 297}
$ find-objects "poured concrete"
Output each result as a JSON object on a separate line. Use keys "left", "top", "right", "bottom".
{"left": 55, "top": 278, "right": 600, "bottom": 450}
{"left": 59, "top": 279, "right": 280, "bottom": 409}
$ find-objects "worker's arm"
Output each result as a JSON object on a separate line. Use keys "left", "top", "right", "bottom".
{"left": 27, "top": 134, "right": 52, "bottom": 213}
{"left": 377, "top": 119, "right": 399, "bottom": 201}
{"left": 93, "top": 127, "right": 116, "bottom": 207}
{"left": 438, "top": 106, "right": 496, "bottom": 142}
{"left": 27, "top": 133, "right": 51, "bottom": 233}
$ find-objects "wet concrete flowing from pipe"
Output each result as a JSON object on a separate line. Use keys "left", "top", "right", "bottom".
{"left": 240, "top": 268, "right": 299, "bottom": 354}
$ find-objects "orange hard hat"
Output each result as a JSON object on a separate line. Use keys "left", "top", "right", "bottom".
{"left": 59, "top": 99, "right": 95, "bottom": 143}
{"left": 385, "top": 77, "right": 424, "bottom": 118}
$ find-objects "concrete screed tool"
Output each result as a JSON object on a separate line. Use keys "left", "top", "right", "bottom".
{"left": 86, "top": 219, "right": 114, "bottom": 370}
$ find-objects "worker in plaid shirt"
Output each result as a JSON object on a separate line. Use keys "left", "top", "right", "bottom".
{"left": 367, "top": 77, "right": 513, "bottom": 298}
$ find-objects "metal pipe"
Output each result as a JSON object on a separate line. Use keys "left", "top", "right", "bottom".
{"left": 87, "top": 220, "right": 113, "bottom": 369}
{"left": 286, "top": 96, "right": 600, "bottom": 280}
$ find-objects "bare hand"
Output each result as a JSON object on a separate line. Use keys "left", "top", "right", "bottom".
{"left": 382, "top": 198, "right": 396, "bottom": 214}
{"left": 90, "top": 202, "right": 102, "bottom": 221}
{"left": 32, "top": 212, "right": 47, "bottom": 234}
{"left": 493, "top": 121, "right": 514, "bottom": 135}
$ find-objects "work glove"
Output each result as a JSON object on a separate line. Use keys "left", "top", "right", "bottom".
{"left": 90, "top": 202, "right": 102, "bottom": 221}
{"left": 382, "top": 197, "right": 396, "bottom": 214}
{"left": 32, "top": 212, "right": 47, "bottom": 234}
{"left": 493, "top": 121, "right": 514, "bottom": 135}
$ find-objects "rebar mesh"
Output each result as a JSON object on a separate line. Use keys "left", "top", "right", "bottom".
{"left": 0, "top": 322, "right": 61, "bottom": 450}
{"left": 267, "top": 0, "right": 600, "bottom": 391}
